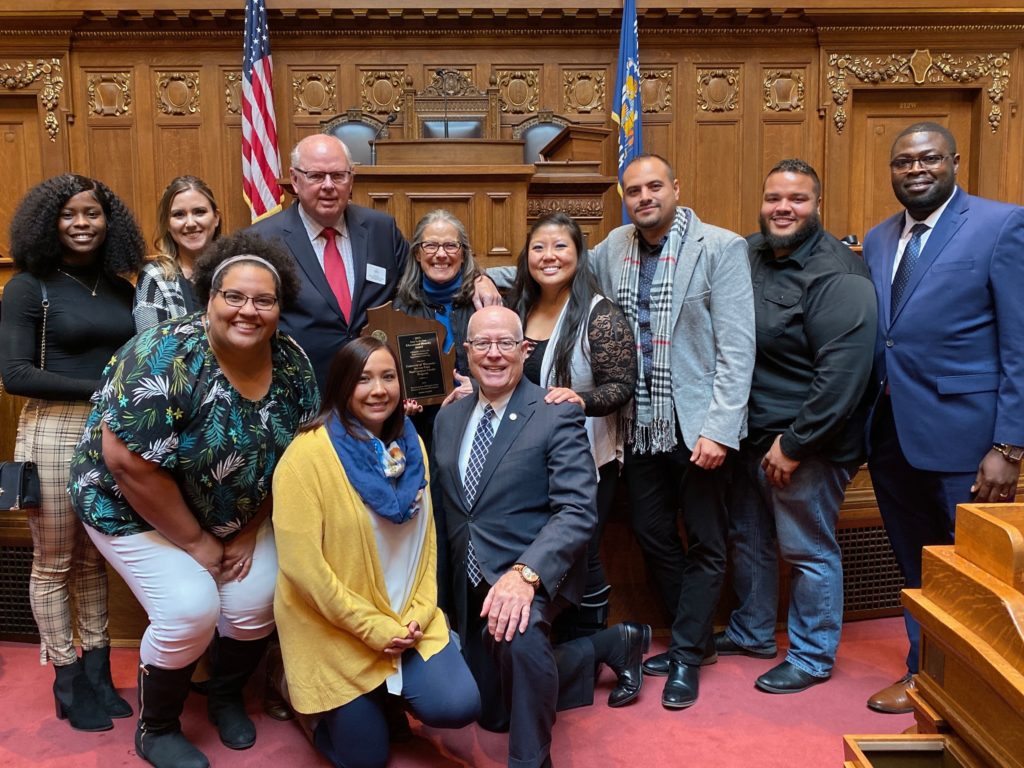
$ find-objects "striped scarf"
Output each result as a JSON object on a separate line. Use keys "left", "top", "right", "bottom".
{"left": 617, "top": 207, "right": 689, "bottom": 454}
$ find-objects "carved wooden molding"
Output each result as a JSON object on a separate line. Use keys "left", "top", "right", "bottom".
{"left": 223, "top": 70, "right": 242, "bottom": 115}
{"left": 563, "top": 69, "right": 605, "bottom": 115}
{"left": 87, "top": 72, "right": 132, "bottom": 117}
{"left": 495, "top": 69, "right": 538, "bottom": 115}
{"left": 361, "top": 69, "right": 404, "bottom": 115}
{"left": 292, "top": 71, "right": 336, "bottom": 116}
{"left": 0, "top": 57, "right": 64, "bottom": 141}
{"left": 697, "top": 68, "right": 740, "bottom": 112}
{"left": 528, "top": 197, "right": 604, "bottom": 219}
{"left": 640, "top": 69, "right": 672, "bottom": 113}
{"left": 155, "top": 71, "right": 199, "bottom": 116}
{"left": 826, "top": 50, "right": 1011, "bottom": 134}
{"left": 423, "top": 69, "right": 480, "bottom": 98}
{"left": 763, "top": 70, "right": 805, "bottom": 112}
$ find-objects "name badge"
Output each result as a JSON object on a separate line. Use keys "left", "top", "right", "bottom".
{"left": 366, "top": 264, "right": 387, "bottom": 285}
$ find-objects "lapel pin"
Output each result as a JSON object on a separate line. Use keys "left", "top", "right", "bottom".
{"left": 508, "top": 413, "right": 518, "bottom": 421}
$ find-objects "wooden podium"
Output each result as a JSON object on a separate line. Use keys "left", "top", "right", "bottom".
{"left": 844, "top": 502, "right": 1024, "bottom": 767}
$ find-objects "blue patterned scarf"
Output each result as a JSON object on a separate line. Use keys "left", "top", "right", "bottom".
{"left": 421, "top": 273, "right": 462, "bottom": 353}
{"left": 326, "top": 412, "right": 426, "bottom": 524}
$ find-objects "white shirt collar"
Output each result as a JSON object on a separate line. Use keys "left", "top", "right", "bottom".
{"left": 901, "top": 187, "right": 957, "bottom": 237}
{"left": 297, "top": 204, "right": 347, "bottom": 243}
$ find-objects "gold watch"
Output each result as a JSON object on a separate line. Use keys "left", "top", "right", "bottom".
{"left": 993, "top": 443, "right": 1024, "bottom": 464}
{"left": 512, "top": 563, "right": 540, "bottom": 588}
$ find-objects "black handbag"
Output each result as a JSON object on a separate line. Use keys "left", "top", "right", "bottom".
{"left": 0, "top": 282, "right": 47, "bottom": 511}
{"left": 0, "top": 460, "right": 41, "bottom": 510}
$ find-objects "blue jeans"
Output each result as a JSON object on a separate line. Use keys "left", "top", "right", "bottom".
{"left": 725, "top": 444, "right": 855, "bottom": 678}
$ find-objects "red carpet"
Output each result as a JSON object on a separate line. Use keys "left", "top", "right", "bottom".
{"left": 0, "top": 618, "right": 913, "bottom": 767}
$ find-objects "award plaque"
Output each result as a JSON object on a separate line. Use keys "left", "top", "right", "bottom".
{"left": 361, "top": 302, "right": 456, "bottom": 406}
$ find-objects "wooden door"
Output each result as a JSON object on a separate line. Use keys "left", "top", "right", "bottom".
{"left": 842, "top": 89, "right": 976, "bottom": 242}
{"left": 0, "top": 95, "right": 45, "bottom": 265}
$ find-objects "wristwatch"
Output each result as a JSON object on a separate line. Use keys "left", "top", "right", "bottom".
{"left": 512, "top": 563, "right": 541, "bottom": 588}
{"left": 993, "top": 443, "right": 1024, "bottom": 464}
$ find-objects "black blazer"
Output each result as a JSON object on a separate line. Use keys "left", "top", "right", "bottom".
{"left": 431, "top": 378, "right": 596, "bottom": 639}
{"left": 249, "top": 202, "right": 410, "bottom": 390}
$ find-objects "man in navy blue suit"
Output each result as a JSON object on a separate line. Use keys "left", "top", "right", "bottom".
{"left": 250, "top": 134, "right": 410, "bottom": 390}
{"left": 863, "top": 122, "right": 1024, "bottom": 714}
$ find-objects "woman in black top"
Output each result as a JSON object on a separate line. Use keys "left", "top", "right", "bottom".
{"left": 0, "top": 174, "right": 144, "bottom": 732}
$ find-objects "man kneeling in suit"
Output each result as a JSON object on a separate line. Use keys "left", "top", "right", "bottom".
{"left": 432, "top": 306, "right": 650, "bottom": 768}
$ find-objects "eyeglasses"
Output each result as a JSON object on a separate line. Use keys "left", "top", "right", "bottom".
{"left": 467, "top": 338, "right": 522, "bottom": 353}
{"left": 292, "top": 167, "right": 354, "bottom": 185}
{"left": 889, "top": 154, "right": 951, "bottom": 173}
{"left": 417, "top": 241, "right": 462, "bottom": 255}
{"left": 217, "top": 289, "right": 279, "bottom": 311}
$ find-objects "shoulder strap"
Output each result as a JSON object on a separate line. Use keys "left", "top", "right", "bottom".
{"left": 39, "top": 281, "right": 49, "bottom": 371}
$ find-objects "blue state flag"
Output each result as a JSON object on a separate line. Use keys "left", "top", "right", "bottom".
{"left": 612, "top": 0, "right": 642, "bottom": 222}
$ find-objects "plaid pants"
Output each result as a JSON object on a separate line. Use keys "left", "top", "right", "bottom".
{"left": 15, "top": 399, "right": 110, "bottom": 666}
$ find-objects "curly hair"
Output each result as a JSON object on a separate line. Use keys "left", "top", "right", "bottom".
{"left": 8, "top": 174, "right": 144, "bottom": 279}
{"left": 395, "top": 209, "right": 481, "bottom": 308}
{"left": 192, "top": 231, "right": 300, "bottom": 311}
{"left": 149, "top": 175, "right": 222, "bottom": 280}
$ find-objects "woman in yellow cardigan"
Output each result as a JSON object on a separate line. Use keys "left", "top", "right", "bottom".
{"left": 273, "top": 337, "right": 480, "bottom": 768}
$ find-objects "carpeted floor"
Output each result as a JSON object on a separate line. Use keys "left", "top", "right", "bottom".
{"left": 0, "top": 617, "right": 914, "bottom": 767}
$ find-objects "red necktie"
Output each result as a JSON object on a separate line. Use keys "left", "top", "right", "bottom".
{"left": 321, "top": 227, "right": 351, "bottom": 321}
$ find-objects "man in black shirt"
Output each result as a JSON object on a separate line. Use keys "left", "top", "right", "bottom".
{"left": 718, "top": 159, "right": 877, "bottom": 693}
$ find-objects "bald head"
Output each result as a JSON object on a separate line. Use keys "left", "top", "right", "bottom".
{"left": 465, "top": 306, "right": 526, "bottom": 401}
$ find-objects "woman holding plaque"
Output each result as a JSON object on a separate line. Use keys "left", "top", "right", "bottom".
{"left": 507, "top": 212, "right": 637, "bottom": 638}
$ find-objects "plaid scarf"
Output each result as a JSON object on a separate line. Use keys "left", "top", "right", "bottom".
{"left": 617, "top": 207, "right": 690, "bottom": 454}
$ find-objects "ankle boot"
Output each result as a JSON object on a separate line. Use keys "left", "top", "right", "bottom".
{"left": 53, "top": 659, "right": 113, "bottom": 732}
{"left": 82, "top": 646, "right": 133, "bottom": 718}
{"left": 206, "top": 634, "right": 271, "bottom": 750}
{"left": 136, "top": 661, "right": 209, "bottom": 768}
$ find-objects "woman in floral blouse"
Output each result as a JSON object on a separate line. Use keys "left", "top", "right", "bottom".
{"left": 70, "top": 232, "right": 320, "bottom": 768}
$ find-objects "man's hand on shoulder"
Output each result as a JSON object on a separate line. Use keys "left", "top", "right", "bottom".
{"left": 481, "top": 570, "right": 536, "bottom": 642}
{"left": 971, "top": 447, "right": 1021, "bottom": 502}
{"left": 690, "top": 436, "right": 728, "bottom": 470}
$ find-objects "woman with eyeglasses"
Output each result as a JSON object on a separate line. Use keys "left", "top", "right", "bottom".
{"left": 507, "top": 212, "right": 637, "bottom": 640}
{"left": 69, "top": 232, "right": 320, "bottom": 768}
{"left": 134, "top": 175, "right": 222, "bottom": 331}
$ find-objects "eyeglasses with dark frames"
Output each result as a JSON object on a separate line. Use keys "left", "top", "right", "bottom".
{"left": 467, "top": 338, "right": 522, "bottom": 353}
{"left": 292, "top": 167, "right": 354, "bottom": 185}
{"left": 416, "top": 241, "right": 463, "bottom": 255}
{"left": 217, "top": 289, "right": 279, "bottom": 311}
{"left": 889, "top": 154, "right": 951, "bottom": 173}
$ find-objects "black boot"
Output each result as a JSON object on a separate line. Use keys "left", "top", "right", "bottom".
{"left": 136, "top": 661, "right": 209, "bottom": 768}
{"left": 206, "top": 634, "right": 271, "bottom": 750}
{"left": 53, "top": 658, "right": 113, "bottom": 732}
{"left": 82, "top": 646, "right": 133, "bottom": 718}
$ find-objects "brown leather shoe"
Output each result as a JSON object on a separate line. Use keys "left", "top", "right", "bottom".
{"left": 263, "top": 643, "right": 295, "bottom": 722}
{"left": 867, "top": 673, "right": 915, "bottom": 714}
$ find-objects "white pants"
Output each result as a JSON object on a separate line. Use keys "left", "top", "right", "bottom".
{"left": 87, "top": 519, "right": 277, "bottom": 669}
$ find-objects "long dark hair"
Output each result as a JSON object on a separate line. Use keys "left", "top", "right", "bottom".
{"left": 507, "top": 212, "right": 597, "bottom": 389}
{"left": 9, "top": 174, "right": 144, "bottom": 279}
{"left": 303, "top": 337, "right": 406, "bottom": 443}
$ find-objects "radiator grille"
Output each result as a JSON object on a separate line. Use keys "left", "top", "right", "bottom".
{"left": 0, "top": 545, "right": 39, "bottom": 640}
{"left": 839, "top": 524, "right": 905, "bottom": 618}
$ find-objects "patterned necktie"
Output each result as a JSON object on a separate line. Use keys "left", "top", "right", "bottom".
{"left": 321, "top": 227, "right": 352, "bottom": 321}
{"left": 463, "top": 404, "right": 495, "bottom": 586}
{"left": 891, "top": 222, "right": 929, "bottom": 315}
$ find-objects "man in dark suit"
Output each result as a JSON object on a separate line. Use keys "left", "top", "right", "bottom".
{"left": 863, "top": 122, "right": 1024, "bottom": 713}
{"left": 432, "top": 306, "right": 650, "bottom": 768}
{"left": 249, "top": 134, "right": 410, "bottom": 389}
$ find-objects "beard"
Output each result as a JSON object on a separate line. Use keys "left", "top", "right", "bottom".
{"left": 759, "top": 210, "right": 822, "bottom": 255}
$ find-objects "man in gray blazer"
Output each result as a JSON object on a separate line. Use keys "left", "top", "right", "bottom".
{"left": 249, "top": 134, "right": 410, "bottom": 390}
{"left": 432, "top": 306, "right": 651, "bottom": 768}
{"left": 600, "top": 155, "right": 755, "bottom": 709}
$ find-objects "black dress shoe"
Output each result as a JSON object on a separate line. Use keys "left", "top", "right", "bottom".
{"left": 661, "top": 661, "right": 699, "bottom": 709}
{"left": 714, "top": 631, "right": 777, "bottom": 660}
{"left": 608, "top": 622, "right": 651, "bottom": 708}
{"left": 642, "top": 647, "right": 717, "bottom": 676}
{"left": 755, "top": 661, "right": 830, "bottom": 694}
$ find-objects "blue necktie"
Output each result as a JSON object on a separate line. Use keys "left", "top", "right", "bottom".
{"left": 463, "top": 404, "right": 495, "bottom": 586}
{"left": 891, "top": 223, "right": 929, "bottom": 315}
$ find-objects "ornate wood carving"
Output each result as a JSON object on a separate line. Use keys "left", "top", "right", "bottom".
{"left": 763, "top": 70, "right": 805, "bottom": 112}
{"left": 528, "top": 197, "right": 604, "bottom": 219}
{"left": 562, "top": 69, "right": 605, "bottom": 114}
{"left": 495, "top": 69, "right": 538, "bottom": 115}
{"left": 697, "top": 68, "right": 740, "bottom": 112}
{"left": 223, "top": 70, "right": 242, "bottom": 115}
{"left": 155, "top": 71, "right": 199, "bottom": 116}
{"left": 87, "top": 72, "right": 132, "bottom": 117}
{"left": 827, "top": 50, "right": 1011, "bottom": 134}
{"left": 361, "top": 69, "right": 404, "bottom": 116}
{"left": 0, "top": 58, "right": 64, "bottom": 141}
{"left": 640, "top": 69, "right": 672, "bottom": 113}
{"left": 292, "top": 71, "right": 336, "bottom": 116}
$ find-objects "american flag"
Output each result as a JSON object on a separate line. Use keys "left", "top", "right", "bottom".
{"left": 242, "top": 0, "right": 284, "bottom": 222}
{"left": 612, "top": 0, "right": 642, "bottom": 223}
